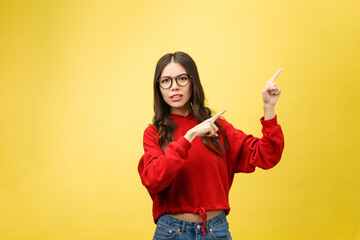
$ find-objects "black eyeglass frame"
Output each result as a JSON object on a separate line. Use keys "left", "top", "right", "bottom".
{"left": 157, "top": 73, "right": 192, "bottom": 89}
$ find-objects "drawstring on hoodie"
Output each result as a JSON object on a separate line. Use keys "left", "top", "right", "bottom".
{"left": 194, "top": 208, "right": 207, "bottom": 235}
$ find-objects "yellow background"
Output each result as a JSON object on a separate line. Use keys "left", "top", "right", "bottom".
{"left": 1, "top": 0, "right": 359, "bottom": 239}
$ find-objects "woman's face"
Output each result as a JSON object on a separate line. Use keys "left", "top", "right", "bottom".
{"left": 159, "top": 61, "right": 192, "bottom": 116}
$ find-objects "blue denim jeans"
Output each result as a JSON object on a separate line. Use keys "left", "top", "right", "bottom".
{"left": 153, "top": 212, "right": 232, "bottom": 240}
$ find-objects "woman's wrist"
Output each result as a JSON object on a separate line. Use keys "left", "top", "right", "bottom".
{"left": 184, "top": 130, "right": 196, "bottom": 143}
{"left": 263, "top": 103, "right": 276, "bottom": 120}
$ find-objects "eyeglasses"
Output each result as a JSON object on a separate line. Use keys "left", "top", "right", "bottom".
{"left": 157, "top": 73, "right": 191, "bottom": 89}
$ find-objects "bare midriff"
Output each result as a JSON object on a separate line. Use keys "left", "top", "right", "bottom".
{"left": 168, "top": 210, "right": 224, "bottom": 223}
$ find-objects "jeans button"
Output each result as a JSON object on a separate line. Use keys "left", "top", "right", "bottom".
{"left": 196, "top": 225, "right": 201, "bottom": 229}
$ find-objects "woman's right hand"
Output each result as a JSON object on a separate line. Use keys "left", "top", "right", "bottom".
{"left": 184, "top": 108, "right": 226, "bottom": 143}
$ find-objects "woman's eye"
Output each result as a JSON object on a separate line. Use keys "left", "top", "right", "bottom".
{"left": 161, "top": 79, "right": 170, "bottom": 83}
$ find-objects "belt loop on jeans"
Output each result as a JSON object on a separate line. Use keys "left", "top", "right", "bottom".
{"left": 181, "top": 220, "right": 186, "bottom": 233}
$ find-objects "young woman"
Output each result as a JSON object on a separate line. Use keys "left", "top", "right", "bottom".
{"left": 138, "top": 51, "right": 284, "bottom": 240}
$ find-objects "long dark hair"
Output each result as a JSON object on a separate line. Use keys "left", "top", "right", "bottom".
{"left": 152, "top": 51, "right": 228, "bottom": 158}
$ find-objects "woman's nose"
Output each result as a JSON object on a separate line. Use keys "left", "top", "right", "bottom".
{"left": 170, "top": 79, "right": 180, "bottom": 90}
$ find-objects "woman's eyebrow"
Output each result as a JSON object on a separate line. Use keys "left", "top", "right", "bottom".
{"left": 160, "top": 73, "right": 187, "bottom": 78}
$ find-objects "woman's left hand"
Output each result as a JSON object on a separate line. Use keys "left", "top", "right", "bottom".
{"left": 262, "top": 68, "right": 283, "bottom": 106}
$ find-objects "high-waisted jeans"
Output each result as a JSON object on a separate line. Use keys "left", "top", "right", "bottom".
{"left": 152, "top": 212, "right": 232, "bottom": 240}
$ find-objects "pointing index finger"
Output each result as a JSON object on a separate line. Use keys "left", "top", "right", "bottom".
{"left": 269, "top": 67, "right": 283, "bottom": 83}
{"left": 209, "top": 108, "right": 226, "bottom": 122}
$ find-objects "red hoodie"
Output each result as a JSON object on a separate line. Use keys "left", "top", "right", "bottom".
{"left": 138, "top": 113, "right": 284, "bottom": 228}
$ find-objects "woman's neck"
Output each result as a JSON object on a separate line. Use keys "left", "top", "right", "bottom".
{"left": 170, "top": 103, "right": 191, "bottom": 116}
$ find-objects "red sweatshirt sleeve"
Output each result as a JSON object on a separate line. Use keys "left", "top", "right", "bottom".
{"left": 138, "top": 125, "right": 192, "bottom": 195}
{"left": 219, "top": 115, "right": 284, "bottom": 173}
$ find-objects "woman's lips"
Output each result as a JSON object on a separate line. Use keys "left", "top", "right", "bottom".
{"left": 170, "top": 94, "right": 183, "bottom": 102}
